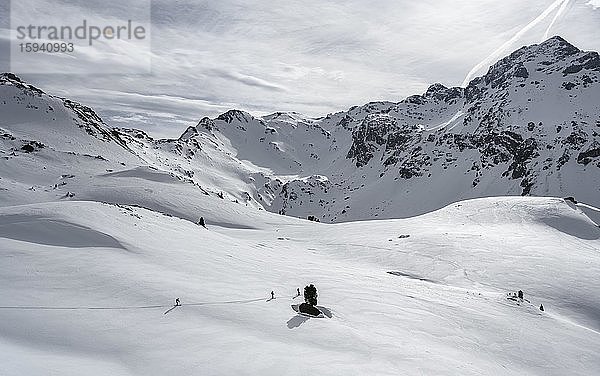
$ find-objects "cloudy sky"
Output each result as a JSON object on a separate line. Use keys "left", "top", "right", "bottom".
{"left": 1, "top": 0, "right": 600, "bottom": 138}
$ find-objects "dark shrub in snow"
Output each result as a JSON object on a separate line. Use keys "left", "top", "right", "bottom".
{"left": 304, "top": 284, "right": 318, "bottom": 306}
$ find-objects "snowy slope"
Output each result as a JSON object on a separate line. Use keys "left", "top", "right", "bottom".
{"left": 79, "top": 36, "right": 598, "bottom": 223}
{"left": 0, "top": 197, "right": 599, "bottom": 375}
{"left": 0, "top": 73, "right": 138, "bottom": 161}
{"left": 0, "top": 73, "right": 292, "bottom": 227}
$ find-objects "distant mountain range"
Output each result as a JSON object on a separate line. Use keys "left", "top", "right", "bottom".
{"left": 1, "top": 36, "right": 599, "bottom": 222}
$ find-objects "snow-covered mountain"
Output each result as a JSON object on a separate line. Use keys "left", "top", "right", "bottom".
{"left": 2, "top": 36, "right": 599, "bottom": 222}
{"left": 1, "top": 37, "right": 600, "bottom": 376}
{"left": 178, "top": 36, "right": 600, "bottom": 222}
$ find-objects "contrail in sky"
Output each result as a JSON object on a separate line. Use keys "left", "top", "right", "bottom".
{"left": 543, "top": 0, "right": 572, "bottom": 40}
{"left": 462, "top": 0, "right": 571, "bottom": 87}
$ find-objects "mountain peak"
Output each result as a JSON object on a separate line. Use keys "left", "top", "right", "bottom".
{"left": 425, "top": 83, "right": 448, "bottom": 95}
{"left": 0, "top": 72, "right": 45, "bottom": 95}
{"left": 0, "top": 72, "right": 24, "bottom": 84}
{"left": 536, "top": 35, "right": 580, "bottom": 58}
{"left": 179, "top": 125, "right": 200, "bottom": 140}
{"left": 216, "top": 109, "right": 254, "bottom": 123}
{"left": 411, "top": 83, "right": 464, "bottom": 103}
{"left": 541, "top": 35, "right": 577, "bottom": 49}
{"left": 463, "top": 36, "right": 594, "bottom": 92}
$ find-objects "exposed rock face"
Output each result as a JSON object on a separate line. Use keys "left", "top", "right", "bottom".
{"left": 266, "top": 37, "right": 600, "bottom": 220}
{"left": 2, "top": 37, "right": 600, "bottom": 222}
{"left": 111, "top": 37, "right": 600, "bottom": 222}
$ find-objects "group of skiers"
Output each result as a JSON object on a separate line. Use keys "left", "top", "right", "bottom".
{"left": 270, "top": 288, "right": 302, "bottom": 300}
{"left": 172, "top": 287, "right": 305, "bottom": 308}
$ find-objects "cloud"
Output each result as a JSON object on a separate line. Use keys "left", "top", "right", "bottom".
{"left": 4, "top": 0, "right": 600, "bottom": 138}
{"left": 207, "top": 69, "right": 287, "bottom": 92}
{"left": 543, "top": 0, "right": 573, "bottom": 41}
{"left": 587, "top": 0, "right": 600, "bottom": 9}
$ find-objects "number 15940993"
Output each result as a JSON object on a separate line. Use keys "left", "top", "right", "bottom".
{"left": 19, "top": 42, "right": 74, "bottom": 53}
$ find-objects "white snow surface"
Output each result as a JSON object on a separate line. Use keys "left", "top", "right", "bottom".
{"left": 0, "top": 196, "right": 599, "bottom": 375}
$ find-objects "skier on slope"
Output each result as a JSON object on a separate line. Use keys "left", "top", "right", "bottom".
{"left": 271, "top": 291, "right": 275, "bottom": 300}
{"left": 175, "top": 298, "right": 181, "bottom": 306}
{"left": 198, "top": 217, "right": 207, "bottom": 228}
